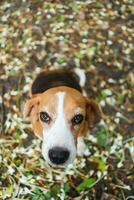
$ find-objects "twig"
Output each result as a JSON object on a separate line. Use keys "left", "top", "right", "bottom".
{"left": 0, "top": 85, "right": 5, "bottom": 133}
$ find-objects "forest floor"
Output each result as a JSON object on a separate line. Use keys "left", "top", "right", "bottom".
{"left": 0, "top": 0, "right": 134, "bottom": 199}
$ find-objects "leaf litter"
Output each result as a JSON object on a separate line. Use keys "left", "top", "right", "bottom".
{"left": 0, "top": 0, "right": 134, "bottom": 199}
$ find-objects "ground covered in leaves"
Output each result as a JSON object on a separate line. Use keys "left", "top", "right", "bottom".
{"left": 0, "top": 0, "right": 134, "bottom": 199}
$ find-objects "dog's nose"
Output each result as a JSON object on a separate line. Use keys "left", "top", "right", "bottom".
{"left": 48, "top": 147, "right": 70, "bottom": 165}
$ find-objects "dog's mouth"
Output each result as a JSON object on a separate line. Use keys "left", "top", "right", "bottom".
{"left": 47, "top": 160, "right": 70, "bottom": 168}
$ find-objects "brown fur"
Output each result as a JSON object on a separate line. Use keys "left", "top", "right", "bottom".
{"left": 23, "top": 86, "right": 102, "bottom": 139}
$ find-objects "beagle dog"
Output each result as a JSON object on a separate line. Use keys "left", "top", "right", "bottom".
{"left": 23, "top": 69, "right": 102, "bottom": 167}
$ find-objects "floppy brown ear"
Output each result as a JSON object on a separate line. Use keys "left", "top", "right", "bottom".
{"left": 23, "top": 96, "right": 40, "bottom": 118}
{"left": 85, "top": 97, "right": 102, "bottom": 127}
{"left": 23, "top": 95, "right": 43, "bottom": 139}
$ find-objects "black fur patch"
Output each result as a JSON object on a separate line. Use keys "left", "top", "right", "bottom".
{"left": 31, "top": 70, "right": 82, "bottom": 95}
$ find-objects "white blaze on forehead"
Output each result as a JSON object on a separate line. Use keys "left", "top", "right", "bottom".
{"left": 56, "top": 92, "right": 65, "bottom": 122}
{"left": 51, "top": 91, "right": 72, "bottom": 146}
{"left": 42, "top": 91, "right": 76, "bottom": 166}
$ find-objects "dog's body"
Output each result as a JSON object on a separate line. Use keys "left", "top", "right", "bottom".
{"left": 31, "top": 70, "right": 82, "bottom": 95}
{"left": 24, "top": 69, "right": 102, "bottom": 166}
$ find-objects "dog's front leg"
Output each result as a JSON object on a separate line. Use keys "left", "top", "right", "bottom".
{"left": 77, "top": 137, "right": 87, "bottom": 156}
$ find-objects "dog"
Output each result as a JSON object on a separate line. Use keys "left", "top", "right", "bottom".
{"left": 23, "top": 68, "right": 102, "bottom": 167}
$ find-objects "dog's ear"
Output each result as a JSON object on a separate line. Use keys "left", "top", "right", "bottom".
{"left": 23, "top": 96, "right": 40, "bottom": 118}
{"left": 85, "top": 97, "right": 102, "bottom": 127}
{"left": 23, "top": 95, "right": 43, "bottom": 139}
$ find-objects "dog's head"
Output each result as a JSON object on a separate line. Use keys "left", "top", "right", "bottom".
{"left": 23, "top": 86, "right": 101, "bottom": 166}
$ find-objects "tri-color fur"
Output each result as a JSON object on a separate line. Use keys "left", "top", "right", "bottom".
{"left": 31, "top": 69, "right": 82, "bottom": 95}
{"left": 24, "top": 69, "right": 102, "bottom": 167}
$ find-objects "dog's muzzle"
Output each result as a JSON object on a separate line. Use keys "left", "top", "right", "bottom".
{"left": 48, "top": 147, "right": 70, "bottom": 165}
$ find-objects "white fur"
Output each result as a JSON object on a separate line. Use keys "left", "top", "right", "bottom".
{"left": 77, "top": 137, "right": 87, "bottom": 156}
{"left": 42, "top": 92, "right": 76, "bottom": 166}
{"left": 74, "top": 68, "right": 86, "bottom": 87}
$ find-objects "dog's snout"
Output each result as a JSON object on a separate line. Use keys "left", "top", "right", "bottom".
{"left": 48, "top": 147, "right": 70, "bottom": 165}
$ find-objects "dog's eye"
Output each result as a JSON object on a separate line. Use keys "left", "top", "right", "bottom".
{"left": 71, "top": 114, "right": 84, "bottom": 125}
{"left": 40, "top": 112, "right": 51, "bottom": 123}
